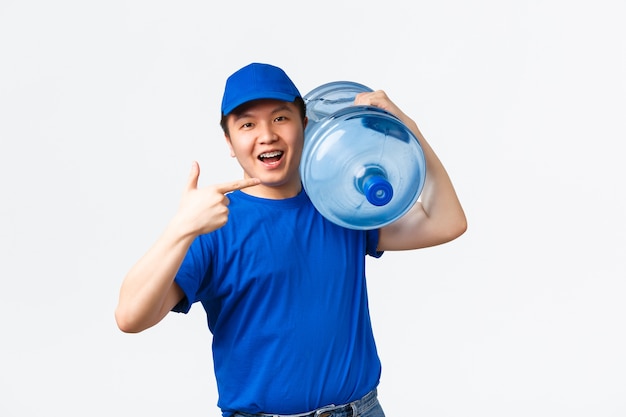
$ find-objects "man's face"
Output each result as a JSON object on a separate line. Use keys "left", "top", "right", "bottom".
{"left": 225, "top": 99, "right": 306, "bottom": 198}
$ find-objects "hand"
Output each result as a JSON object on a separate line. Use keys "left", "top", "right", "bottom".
{"left": 354, "top": 90, "right": 407, "bottom": 121}
{"left": 354, "top": 90, "right": 423, "bottom": 140}
{"left": 174, "top": 161, "right": 260, "bottom": 236}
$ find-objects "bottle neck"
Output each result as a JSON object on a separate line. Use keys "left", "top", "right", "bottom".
{"left": 355, "top": 166, "right": 393, "bottom": 206}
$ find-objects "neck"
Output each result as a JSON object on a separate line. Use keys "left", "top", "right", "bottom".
{"left": 240, "top": 180, "right": 302, "bottom": 200}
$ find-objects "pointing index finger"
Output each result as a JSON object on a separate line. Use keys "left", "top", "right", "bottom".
{"left": 216, "top": 178, "right": 261, "bottom": 194}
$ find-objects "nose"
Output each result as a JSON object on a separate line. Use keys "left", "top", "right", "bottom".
{"left": 258, "top": 122, "right": 278, "bottom": 144}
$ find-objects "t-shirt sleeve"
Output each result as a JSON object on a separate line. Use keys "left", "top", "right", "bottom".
{"left": 172, "top": 235, "right": 211, "bottom": 313}
{"left": 366, "top": 229, "right": 384, "bottom": 258}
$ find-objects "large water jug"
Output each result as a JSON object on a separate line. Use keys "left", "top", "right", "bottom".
{"left": 301, "top": 81, "right": 427, "bottom": 230}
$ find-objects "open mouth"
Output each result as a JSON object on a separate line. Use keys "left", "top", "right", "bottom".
{"left": 258, "top": 150, "right": 284, "bottom": 164}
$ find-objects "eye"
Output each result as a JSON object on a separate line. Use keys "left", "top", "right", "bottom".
{"left": 274, "top": 115, "right": 287, "bottom": 122}
{"left": 241, "top": 122, "right": 254, "bottom": 129}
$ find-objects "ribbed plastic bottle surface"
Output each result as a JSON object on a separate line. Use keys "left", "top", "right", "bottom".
{"left": 301, "top": 81, "right": 427, "bottom": 230}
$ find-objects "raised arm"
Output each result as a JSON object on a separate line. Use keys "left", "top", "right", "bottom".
{"left": 115, "top": 161, "right": 260, "bottom": 333}
{"left": 354, "top": 90, "right": 467, "bottom": 251}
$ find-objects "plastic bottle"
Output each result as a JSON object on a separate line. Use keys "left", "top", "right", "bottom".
{"left": 300, "top": 81, "right": 427, "bottom": 230}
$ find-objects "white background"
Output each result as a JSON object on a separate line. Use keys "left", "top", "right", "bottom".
{"left": 1, "top": 0, "right": 625, "bottom": 416}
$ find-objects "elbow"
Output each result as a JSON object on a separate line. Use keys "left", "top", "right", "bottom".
{"left": 435, "top": 212, "right": 467, "bottom": 246}
{"left": 447, "top": 213, "right": 468, "bottom": 242}
{"left": 454, "top": 210, "right": 468, "bottom": 236}
{"left": 114, "top": 305, "right": 145, "bottom": 334}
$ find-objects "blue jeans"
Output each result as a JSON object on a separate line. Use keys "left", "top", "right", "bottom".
{"left": 232, "top": 389, "right": 385, "bottom": 417}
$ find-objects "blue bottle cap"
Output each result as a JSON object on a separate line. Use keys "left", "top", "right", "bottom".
{"left": 363, "top": 175, "right": 394, "bottom": 206}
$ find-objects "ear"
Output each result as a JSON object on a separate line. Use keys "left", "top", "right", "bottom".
{"left": 224, "top": 134, "right": 236, "bottom": 158}
{"left": 303, "top": 116, "right": 308, "bottom": 130}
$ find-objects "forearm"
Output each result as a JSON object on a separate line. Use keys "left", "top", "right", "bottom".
{"left": 405, "top": 117, "right": 465, "bottom": 222}
{"left": 354, "top": 90, "right": 465, "bottom": 223}
{"left": 379, "top": 113, "right": 467, "bottom": 250}
{"left": 115, "top": 162, "right": 261, "bottom": 332}
{"left": 115, "top": 218, "right": 195, "bottom": 333}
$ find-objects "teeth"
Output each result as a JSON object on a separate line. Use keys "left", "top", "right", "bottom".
{"left": 259, "top": 151, "right": 283, "bottom": 158}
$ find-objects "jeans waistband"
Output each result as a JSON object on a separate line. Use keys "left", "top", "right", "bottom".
{"left": 241, "top": 389, "right": 378, "bottom": 417}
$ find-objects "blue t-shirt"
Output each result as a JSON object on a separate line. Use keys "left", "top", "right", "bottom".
{"left": 173, "top": 189, "right": 383, "bottom": 416}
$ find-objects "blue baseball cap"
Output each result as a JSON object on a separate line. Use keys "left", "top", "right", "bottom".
{"left": 221, "top": 63, "right": 301, "bottom": 116}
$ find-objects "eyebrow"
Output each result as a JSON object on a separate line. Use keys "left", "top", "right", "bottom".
{"left": 232, "top": 103, "right": 295, "bottom": 122}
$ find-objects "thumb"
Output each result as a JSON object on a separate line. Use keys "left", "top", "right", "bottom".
{"left": 186, "top": 161, "right": 200, "bottom": 191}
